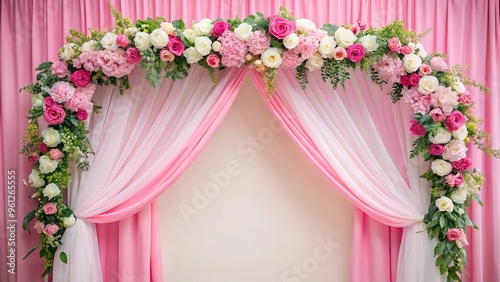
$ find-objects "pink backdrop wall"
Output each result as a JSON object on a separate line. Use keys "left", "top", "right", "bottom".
{"left": 1, "top": 0, "right": 498, "bottom": 281}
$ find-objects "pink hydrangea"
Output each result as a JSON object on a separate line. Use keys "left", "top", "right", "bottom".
{"left": 73, "top": 51, "right": 100, "bottom": 72}
{"left": 65, "top": 84, "right": 95, "bottom": 112}
{"left": 281, "top": 51, "right": 304, "bottom": 68}
{"left": 445, "top": 172, "right": 464, "bottom": 187}
{"left": 372, "top": 55, "right": 406, "bottom": 83}
{"left": 97, "top": 49, "right": 136, "bottom": 78}
{"left": 50, "top": 81, "right": 75, "bottom": 103}
{"left": 403, "top": 88, "right": 431, "bottom": 115}
{"left": 218, "top": 30, "right": 247, "bottom": 68}
{"left": 293, "top": 28, "right": 326, "bottom": 61}
{"left": 430, "top": 86, "right": 458, "bottom": 115}
{"left": 247, "top": 30, "right": 271, "bottom": 55}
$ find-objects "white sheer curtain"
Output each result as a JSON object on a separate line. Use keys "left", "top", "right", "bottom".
{"left": 53, "top": 67, "right": 246, "bottom": 282}
{"left": 251, "top": 69, "right": 443, "bottom": 282}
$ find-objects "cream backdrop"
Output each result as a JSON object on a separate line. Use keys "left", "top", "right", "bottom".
{"left": 157, "top": 75, "right": 355, "bottom": 282}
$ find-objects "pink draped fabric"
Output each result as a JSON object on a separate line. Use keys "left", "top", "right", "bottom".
{"left": 1, "top": 1, "right": 498, "bottom": 281}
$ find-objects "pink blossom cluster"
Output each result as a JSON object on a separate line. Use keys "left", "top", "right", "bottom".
{"left": 446, "top": 228, "right": 468, "bottom": 248}
{"left": 64, "top": 83, "right": 95, "bottom": 114}
{"left": 73, "top": 51, "right": 101, "bottom": 72}
{"left": 97, "top": 49, "right": 136, "bottom": 78}
{"left": 247, "top": 30, "right": 271, "bottom": 55}
{"left": 403, "top": 88, "right": 431, "bottom": 115}
{"left": 282, "top": 28, "right": 326, "bottom": 68}
{"left": 218, "top": 30, "right": 248, "bottom": 67}
{"left": 372, "top": 55, "right": 406, "bottom": 83}
{"left": 429, "top": 86, "right": 458, "bottom": 116}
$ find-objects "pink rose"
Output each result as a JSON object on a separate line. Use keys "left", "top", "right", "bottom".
{"left": 419, "top": 64, "right": 432, "bottom": 76}
{"left": 44, "top": 97, "right": 56, "bottom": 109}
{"left": 116, "top": 34, "right": 130, "bottom": 48}
{"left": 211, "top": 20, "right": 231, "bottom": 37}
{"left": 447, "top": 228, "right": 461, "bottom": 242}
{"left": 457, "top": 231, "right": 468, "bottom": 248}
{"left": 50, "top": 81, "right": 75, "bottom": 103}
{"left": 268, "top": 17, "right": 296, "bottom": 39}
{"left": 458, "top": 91, "right": 472, "bottom": 105}
{"left": 430, "top": 57, "right": 448, "bottom": 72}
{"left": 333, "top": 46, "right": 347, "bottom": 60}
{"left": 350, "top": 25, "right": 360, "bottom": 35}
{"left": 445, "top": 172, "right": 464, "bottom": 187}
{"left": 408, "top": 73, "right": 421, "bottom": 87}
{"left": 43, "top": 223, "right": 60, "bottom": 235}
{"left": 409, "top": 119, "right": 426, "bottom": 136}
{"left": 400, "top": 75, "right": 411, "bottom": 87}
{"left": 44, "top": 105, "right": 66, "bottom": 125}
{"left": 34, "top": 220, "right": 45, "bottom": 234}
{"left": 51, "top": 61, "right": 69, "bottom": 78}
{"left": 346, "top": 43, "right": 365, "bottom": 63}
{"left": 442, "top": 140, "right": 468, "bottom": 162}
{"left": 388, "top": 37, "right": 401, "bottom": 52}
{"left": 43, "top": 202, "right": 57, "bottom": 215}
{"left": 452, "top": 158, "right": 472, "bottom": 171}
{"left": 400, "top": 46, "right": 413, "bottom": 55}
{"left": 29, "top": 154, "right": 38, "bottom": 163}
{"left": 71, "top": 69, "right": 91, "bottom": 87}
{"left": 445, "top": 110, "right": 467, "bottom": 131}
{"left": 167, "top": 35, "right": 185, "bottom": 56}
{"left": 160, "top": 49, "right": 175, "bottom": 62}
{"left": 126, "top": 48, "right": 141, "bottom": 64}
{"left": 76, "top": 109, "right": 89, "bottom": 121}
{"left": 429, "top": 144, "right": 445, "bottom": 155}
{"left": 49, "top": 148, "right": 63, "bottom": 160}
{"left": 38, "top": 142, "right": 49, "bottom": 154}
{"left": 429, "top": 108, "right": 446, "bottom": 122}
{"left": 357, "top": 20, "right": 367, "bottom": 31}
{"left": 206, "top": 54, "right": 220, "bottom": 68}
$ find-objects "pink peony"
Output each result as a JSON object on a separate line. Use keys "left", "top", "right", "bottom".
{"left": 116, "top": 34, "right": 130, "bottom": 48}
{"left": 408, "top": 73, "right": 421, "bottom": 87}
{"left": 160, "top": 49, "right": 175, "bottom": 62}
{"left": 218, "top": 30, "right": 248, "bottom": 67}
{"left": 409, "top": 119, "right": 426, "bottom": 136}
{"left": 38, "top": 142, "right": 49, "bottom": 154}
{"left": 44, "top": 105, "right": 66, "bottom": 125}
{"left": 430, "top": 57, "right": 448, "bottom": 72}
{"left": 33, "top": 220, "right": 45, "bottom": 234}
{"left": 167, "top": 35, "right": 185, "bottom": 56}
{"left": 206, "top": 54, "right": 220, "bottom": 68}
{"left": 51, "top": 61, "right": 69, "bottom": 78}
{"left": 76, "top": 109, "right": 89, "bottom": 121}
{"left": 333, "top": 46, "right": 347, "bottom": 60}
{"left": 458, "top": 91, "right": 473, "bottom": 105}
{"left": 268, "top": 17, "right": 296, "bottom": 39}
{"left": 43, "top": 202, "right": 57, "bottom": 215}
{"left": 429, "top": 108, "right": 446, "bottom": 122}
{"left": 126, "top": 47, "right": 141, "bottom": 64}
{"left": 429, "top": 144, "right": 445, "bottom": 155}
{"left": 419, "top": 64, "right": 432, "bottom": 76}
{"left": 452, "top": 158, "right": 472, "bottom": 171}
{"left": 388, "top": 37, "right": 401, "bottom": 52}
{"left": 430, "top": 86, "right": 458, "bottom": 115}
{"left": 73, "top": 51, "right": 100, "bottom": 72}
{"left": 372, "top": 55, "right": 406, "bottom": 83}
{"left": 346, "top": 43, "right": 365, "bottom": 63}
{"left": 49, "top": 148, "right": 63, "bottom": 160}
{"left": 43, "top": 223, "right": 60, "bottom": 235}
{"left": 445, "top": 110, "right": 467, "bottom": 131}
{"left": 211, "top": 20, "right": 231, "bottom": 37}
{"left": 97, "top": 49, "right": 136, "bottom": 78}
{"left": 65, "top": 84, "right": 95, "bottom": 112}
{"left": 71, "top": 69, "right": 91, "bottom": 87}
{"left": 247, "top": 30, "right": 271, "bottom": 55}
{"left": 445, "top": 173, "right": 464, "bottom": 187}
{"left": 50, "top": 81, "right": 75, "bottom": 103}
{"left": 400, "top": 45, "right": 413, "bottom": 55}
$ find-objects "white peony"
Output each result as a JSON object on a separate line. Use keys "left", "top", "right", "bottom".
{"left": 429, "top": 127, "right": 452, "bottom": 144}
{"left": 100, "top": 32, "right": 118, "bottom": 50}
{"left": 403, "top": 54, "right": 422, "bottom": 73}
{"left": 134, "top": 32, "right": 152, "bottom": 51}
{"left": 212, "top": 41, "right": 222, "bottom": 52}
{"left": 334, "top": 27, "right": 357, "bottom": 48}
{"left": 306, "top": 52, "right": 324, "bottom": 71}
{"left": 261, "top": 48, "right": 283, "bottom": 68}
{"left": 418, "top": 76, "right": 439, "bottom": 94}
{"left": 283, "top": 33, "right": 299, "bottom": 49}
{"left": 43, "top": 183, "right": 60, "bottom": 200}
{"left": 452, "top": 125, "right": 468, "bottom": 141}
{"left": 234, "top": 23, "right": 252, "bottom": 41}
{"left": 28, "top": 169, "right": 45, "bottom": 188}
{"left": 39, "top": 156, "right": 58, "bottom": 174}
{"left": 32, "top": 94, "right": 44, "bottom": 108}
{"left": 80, "top": 40, "right": 98, "bottom": 52}
{"left": 124, "top": 27, "right": 138, "bottom": 37}
{"left": 42, "top": 128, "right": 61, "bottom": 147}
{"left": 59, "top": 43, "right": 77, "bottom": 61}
{"left": 358, "top": 35, "right": 379, "bottom": 52}
{"left": 150, "top": 29, "right": 169, "bottom": 49}
{"left": 63, "top": 214, "right": 76, "bottom": 228}
{"left": 435, "top": 196, "right": 454, "bottom": 212}
{"left": 193, "top": 18, "right": 213, "bottom": 36}
{"left": 318, "top": 36, "right": 336, "bottom": 58}
{"left": 183, "top": 47, "right": 202, "bottom": 64}
{"left": 295, "top": 18, "right": 317, "bottom": 30}
{"left": 442, "top": 140, "right": 468, "bottom": 162}
{"left": 431, "top": 159, "right": 453, "bottom": 176}
{"left": 450, "top": 186, "right": 468, "bottom": 204}
{"left": 160, "top": 22, "right": 175, "bottom": 35}
{"left": 194, "top": 36, "right": 212, "bottom": 56}
{"left": 182, "top": 28, "right": 199, "bottom": 43}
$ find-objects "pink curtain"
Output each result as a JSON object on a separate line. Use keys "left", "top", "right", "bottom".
{"left": 1, "top": 1, "right": 498, "bottom": 281}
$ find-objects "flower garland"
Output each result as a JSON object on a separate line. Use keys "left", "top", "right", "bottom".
{"left": 20, "top": 6, "right": 498, "bottom": 280}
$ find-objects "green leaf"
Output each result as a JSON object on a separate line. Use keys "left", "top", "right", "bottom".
{"left": 321, "top": 24, "right": 339, "bottom": 36}
{"left": 434, "top": 242, "right": 445, "bottom": 256}
{"left": 23, "top": 210, "right": 36, "bottom": 234}
{"left": 60, "top": 252, "right": 68, "bottom": 264}
{"left": 35, "top": 61, "right": 53, "bottom": 71}
{"left": 417, "top": 114, "right": 432, "bottom": 125}
{"left": 172, "top": 19, "right": 185, "bottom": 30}
{"left": 473, "top": 193, "right": 483, "bottom": 206}
{"left": 270, "top": 37, "right": 284, "bottom": 49}
{"left": 256, "top": 12, "right": 264, "bottom": 17}
{"left": 439, "top": 214, "right": 447, "bottom": 229}
{"left": 439, "top": 262, "right": 447, "bottom": 275}
{"left": 22, "top": 245, "right": 39, "bottom": 260}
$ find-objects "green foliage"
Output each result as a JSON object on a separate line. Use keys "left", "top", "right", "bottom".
{"left": 295, "top": 61, "right": 309, "bottom": 90}
{"left": 388, "top": 82, "right": 403, "bottom": 103}
{"left": 321, "top": 58, "right": 351, "bottom": 90}
{"left": 321, "top": 24, "right": 339, "bottom": 36}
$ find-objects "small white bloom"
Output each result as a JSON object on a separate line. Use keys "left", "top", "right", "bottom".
{"left": 212, "top": 41, "right": 222, "bottom": 52}
{"left": 150, "top": 29, "right": 169, "bottom": 49}
{"left": 295, "top": 18, "right": 317, "bottom": 30}
{"left": 39, "top": 156, "right": 58, "bottom": 174}
{"left": 452, "top": 125, "right": 468, "bottom": 141}
{"left": 182, "top": 28, "right": 199, "bottom": 43}
{"left": 183, "top": 47, "right": 202, "bottom": 64}
{"left": 80, "top": 40, "right": 98, "bottom": 52}
{"left": 59, "top": 43, "right": 77, "bottom": 61}
{"left": 42, "top": 128, "right": 61, "bottom": 147}
{"left": 134, "top": 32, "right": 152, "bottom": 51}
{"left": 28, "top": 169, "right": 45, "bottom": 188}
{"left": 452, "top": 77, "right": 466, "bottom": 93}
{"left": 234, "top": 23, "right": 252, "bottom": 41}
{"left": 193, "top": 18, "right": 213, "bottom": 36}
{"left": 418, "top": 76, "right": 439, "bottom": 94}
{"left": 435, "top": 196, "right": 454, "bottom": 212}
{"left": 403, "top": 54, "right": 422, "bottom": 73}
{"left": 195, "top": 36, "right": 212, "bottom": 56}
{"left": 359, "top": 35, "right": 379, "bottom": 52}
{"left": 409, "top": 42, "right": 428, "bottom": 58}
{"left": 100, "top": 32, "right": 118, "bottom": 50}
{"left": 450, "top": 186, "right": 468, "bottom": 204}
{"left": 32, "top": 94, "right": 44, "bottom": 108}
{"left": 124, "top": 27, "right": 139, "bottom": 37}
{"left": 160, "top": 22, "right": 175, "bottom": 35}
{"left": 261, "top": 47, "right": 283, "bottom": 68}
{"left": 431, "top": 159, "right": 453, "bottom": 176}
{"left": 43, "top": 183, "right": 60, "bottom": 200}
{"left": 306, "top": 52, "right": 324, "bottom": 71}
{"left": 429, "top": 127, "right": 452, "bottom": 144}
{"left": 283, "top": 33, "right": 299, "bottom": 49}
{"left": 334, "top": 27, "right": 357, "bottom": 48}
{"left": 63, "top": 214, "right": 76, "bottom": 228}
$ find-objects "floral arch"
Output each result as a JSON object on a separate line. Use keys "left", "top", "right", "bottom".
{"left": 20, "top": 5, "right": 497, "bottom": 282}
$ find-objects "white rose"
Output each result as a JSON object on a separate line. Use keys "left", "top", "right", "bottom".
{"left": 431, "top": 159, "right": 453, "bottom": 176}
{"left": 42, "top": 128, "right": 61, "bottom": 147}
{"left": 183, "top": 47, "right": 202, "bottom": 64}
{"left": 234, "top": 23, "right": 252, "bottom": 41}
{"left": 32, "top": 94, "right": 44, "bottom": 108}
{"left": 283, "top": 33, "right": 299, "bottom": 49}
{"left": 261, "top": 47, "right": 283, "bottom": 68}
{"left": 295, "top": 18, "right": 316, "bottom": 30}
{"left": 452, "top": 77, "right": 466, "bottom": 93}
{"left": 318, "top": 36, "right": 336, "bottom": 58}
{"left": 100, "top": 32, "right": 118, "bottom": 50}
{"left": 182, "top": 28, "right": 199, "bottom": 43}
{"left": 429, "top": 127, "right": 452, "bottom": 144}
{"left": 134, "top": 32, "right": 152, "bottom": 51}
{"left": 80, "top": 40, "right": 98, "bottom": 52}
{"left": 63, "top": 214, "right": 76, "bottom": 228}
{"left": 452, "top": 125, "right": 468, "bottom": 141}
{"left": 359, "top": 35, "right": 379, "bottom": 52}
{"left": 334, "top": 27, "right": 357, "bottom": 48}
{"left": 442, "top": 140, "right": 468, "bottom": 162}
{"left": 450, "top": 186, "right": 468, "bottom": 204}
{"left": 150, "top": 29, "right": 169, "bottom": 49}
{"left": 160, "top": 22, "right": 175, "bottom": 35}
{"left": 39, "top": 156, "right": 58, "bottom": 174}
{"left": 418, "top": 76, "right": 439, "bottom": 94}
{"left": 212, "top": 41, "right": 222, "bottom": 52}
{"left": 403, "top": 54, "right": 422, "bottom": 73}
{"left": 195, "top": 36, "right": 212, "bottom": 56}
{"left": 59, "top": 43, "right": 77, "bottom": 61}
{"left": 435, "top": 196, "right": 454, "bottom": 212}
{"left": 193, "top": 18, "right": 213, "bottom": 36}
{"left": 43, "top": 183, "right": 60, "bottom": 200}
{"left": 28, "top": 169, "right": 45, "bottom": 188}
{"left": 124, "top": 27, "right": 138, "bottom": 37}
{"left": 306, "top": 52, "right": 324, "bottom": 71}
